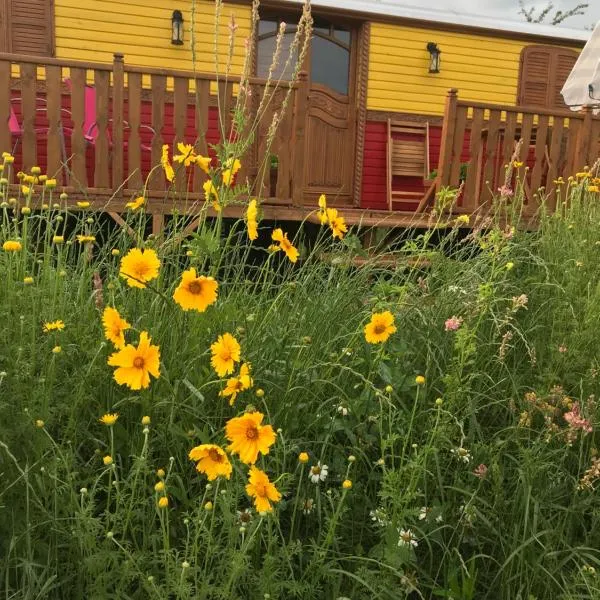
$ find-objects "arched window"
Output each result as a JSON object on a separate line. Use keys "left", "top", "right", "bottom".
{"left": 517, "top": 45, "right": 579, "bottom": 109}
{"left": 256, "top": 16, "right": 352, "bottom": 96}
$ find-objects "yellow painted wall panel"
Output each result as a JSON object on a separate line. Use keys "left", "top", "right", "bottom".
{"left": 54, "top": 0, "right": 251, "bottom": 74}
{"left": 368, "top": 22, "right": 580, "bottom": 114}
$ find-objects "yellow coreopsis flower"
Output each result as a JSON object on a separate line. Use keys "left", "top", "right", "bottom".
{"left": 76, "top": 235, "right": 96, "bottom": 244}
{"left": 210, "top": 333, "right": 241, "bottom": 377}
{"left": 576, "top": 171, "right": 590, "bottom": 179}
{"left": 107, "top": 331, "right": 161, "bottom": 390}
{"left": 588, "top": 185, "right": 599, "bottom": 193}
{"left": 203, "top": 179, "right": 221, "bottom": 211}
{"left": 222, "top": 158, "right": 241, "bottom": 186}
{"left": 195, "top": 154, "right": 211, "bottom": 173}
{"left": 220, "top": 362, "right": 253, "bottom": 406}
{"left": 43, "top": 320, "right": 65, "bottom": 333}
{"left": 173, "top": 142, "right": 197, "bottom": 167}
{"left": 161, "top": 144, "right": 175, "bottom": 182}
{"left": 77, "top": 201, "right": 90, "bottom": 208}
{"left": 102, "top": 307, "right": 131, "bottom": 349}
{"left": 245, "top": 466, "right": 281, "bottom": 513}
{"left": 246, "top": 199, "right": 259, "bottom": 241}
{"left": 21, "top": 185, "right": 32, "bottom": 196}
{"left": 326, "top": 207, "right": 348, "bottom": 239}
{"left": 188, "top": 444, "right": 233, "bottom": 481}
{"left": 271, "top": 228, "right": 299, "bottom": 263}
{"left": 225, "top": 411, "right": 276, "bottom": 465}
{"left": 99, "top": 413, "right": 119, "bottom": 426}
{"left": 3, "top": 240, "right": 22, "bottom": 252}
{"left": 173, "top": 268, "right": 218, "bottom": 312}
{"left": 125, "top": 196, "right": 145, "bottom": 211}
{"left": 158, "top": 496, "right": 169, "bottom": 508}
{"left": 364, "top": 311, "right": 397, "bottom": 344}
{"left": 45, "top": 178, "right": 57, "bottom": 189}
{"left": 317, "top": 194, "right": 328, "bottom": 224}
{"left": 119, "top": 248, "right": 160, "bottom": 289}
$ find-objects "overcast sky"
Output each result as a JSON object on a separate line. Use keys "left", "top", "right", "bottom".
{"left": 426, "top": 0, "right": 599, "bottom": 29}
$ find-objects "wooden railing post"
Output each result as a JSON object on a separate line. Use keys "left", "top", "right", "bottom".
{"left": 574, "top": 106, "right": 592, "bottom": 172}
{"left": 437, "top": 89, "right": 458, "bottom": 188}
{"left": 0, "top": 58, "right": 10, "bottom": 155}
{"left": 291, "top": 70, "right": 308, "bottom": 205}
{"left": 112, "top": 53, "right": 125, "bottom": 194}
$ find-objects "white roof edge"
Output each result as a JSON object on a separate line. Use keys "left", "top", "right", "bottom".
{"left": 281, "top": 0, "right": 590, "bottom": 42}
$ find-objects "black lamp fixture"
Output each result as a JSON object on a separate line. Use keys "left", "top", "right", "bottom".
{"left": 171, "top": 10, "right": 184, "bottom": 45}
{"left": 426, "top": 42, "right": 441, "bottom": 73}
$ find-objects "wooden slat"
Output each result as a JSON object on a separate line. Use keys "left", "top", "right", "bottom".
{"left": 530, "top": 114, "right": 549, "bottom": 195}
{"left": 69, "top": 67, "right": 87, "bottom": 187}
{"left": 588, "top": 119, "right": 600, "bottom": 167}
{"left": 501, "top": 111, "right": 518, "bottom": 167}
{"left": 574, "top": 108, "right": 593, "bottom": 172}
{"left": 217, "top": 80, "right": 234, "bottom": 141}
{"left": 20, "top": 63, "right": 37, "bottom": 170}
{"left": 93, "top": 70, "right": 110, "bottom": 188}
{"left": 449, "top": 106, "right": 467, "bottom": 186}
{"left": 563, "top": 118, "right": 581, "bottom": 178}
{"left": 481, "top": 109, "right": 501, "bottom": 205}
{"left": 545, "top": 116, "right": 564, "bottom": 201}
{"left": 292, "top": 71, "right": 309, "bottom": 205}
{"left": 517, "top": 112, "right": 534, "bottom": 206}
{"left": 149, "top": 74, "right": 166, "bottom": 191}
{"left": 112, "top": 54, "right": 125, "bottom": 194}
{"left": 275, "top": 99, "right": 292, "bottom": 199}
{"left": 193, "top": 78, "right": 210, "bottom": 194}
{"left": 0, "top": 61, "right": 10, "bottom": 155}
{"left": 45, "top": 65, "right": 62, "bottom": 181}
{"left": 127, "top": 71, "right": 143, "bottom": 190}
{"left": 173, "top": 76, "right": 189, "bottom": 194}
{"left": 462, "top": 107, "right": 484, "bottom": 210}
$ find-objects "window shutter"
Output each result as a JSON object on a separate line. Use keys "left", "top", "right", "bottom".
{"left": 4, "top": 0, "right": 54, "bottom": 56}
{"left": 518, "top": 45, "right": 579, "bottom": 110}
{"left": 552, "top": 50, "right": 578, "bottom": 109}
{"left": 519, "top": 46, "right": 552, "bottom": 107}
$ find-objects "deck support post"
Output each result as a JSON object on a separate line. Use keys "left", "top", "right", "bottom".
{"left": 291, "top": 71, "right": 309, "bottom": 206}
{"left": 112, "top": 53, "right": 125, "bottom": 197}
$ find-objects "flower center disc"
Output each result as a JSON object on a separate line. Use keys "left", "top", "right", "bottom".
{"left": 188, "top": 280, "right": 203, "bottom": 295}
{"left": 133, "top": 357, "right": 145, "bottom": 368}
{"left": 208, "top": 449, "right": 222, "bottom": 462}
{"left": 246, "top": 426, "right": 258, "bottom": 440}
{"left": 373, "top": 324, "right": 386, "bottom": 335}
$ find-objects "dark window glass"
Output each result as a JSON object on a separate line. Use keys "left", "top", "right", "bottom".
{"left": 257, "top": 31, "right": 298, "bottom": 80}
{"left": 310, "top": 36, "right": 350, "bottom": 95}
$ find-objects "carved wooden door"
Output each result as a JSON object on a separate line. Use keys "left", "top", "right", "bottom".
{"left": 303, "top": 21, "right": 356, "bottom": 204}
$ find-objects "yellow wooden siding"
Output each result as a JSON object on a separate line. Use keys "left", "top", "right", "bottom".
{"left": 54, "top": 0, "right": 251, "bottom": 74}
{"left": 368, "top": 23, "right": 580, "bottom": 115}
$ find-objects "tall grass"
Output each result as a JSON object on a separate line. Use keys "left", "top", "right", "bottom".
{"left": 1, "top": 153, "right": 600, "bottom": 599}
{"left": 1, "top": 1, "right": 600, "bottom": 595}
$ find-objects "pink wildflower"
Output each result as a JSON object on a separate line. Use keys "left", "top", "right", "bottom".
{"left": 498, "top": 185, "right": 514, "bottom": 197}
{"left": 564, "top": 402, "right": 592, "bottom": 434}
{"left": 445, "top": 316, "right": 463, "bottom": 331}
{"left": 473, "top": 464, "right": 488, "bottom": 479}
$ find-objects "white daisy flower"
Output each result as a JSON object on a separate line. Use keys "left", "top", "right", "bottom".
{"left": 397, "top": 528, "right": 418, "bottom": 548}
{"left": 302, "top": 498, "right": 314, "bottom": 515}
{"left": 451, "top": 446, "right": 472, "bottom": 464}
{"left": 337, "top": 405, "right": 349, "bottom": 416}
{"left": 309, "top": 461, "right": 329, "bottom": 483}
{"left": 418, "top": 506, "right": 431, "bottom": 521}
{"left": 369, "top": 508, "right": 389, "bottom": 527}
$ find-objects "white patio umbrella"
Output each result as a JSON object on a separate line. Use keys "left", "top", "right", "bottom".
{"left": 561, "top": 22, "right": 600, "bottom": 114}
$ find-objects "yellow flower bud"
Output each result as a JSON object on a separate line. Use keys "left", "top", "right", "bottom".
{"left": 103, "top": 455, "right": 113, "bottom": 466}
{"left": 342, "top": 479, "right": 352, "bottom": 490}
{"left": 298, "top": 452, "right": 309, "bottom": 463}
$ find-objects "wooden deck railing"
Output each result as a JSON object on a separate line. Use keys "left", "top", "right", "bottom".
{"left": 0, "top": 52, "right": 307, "bottom": 205}
{"left": 436, "top": 89, "right": 600, "bottom": 214}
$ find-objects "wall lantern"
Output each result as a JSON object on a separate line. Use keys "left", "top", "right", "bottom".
{"left": 427, "top": 42, "right": 441, "bottom": 73}
{"left": 171, "top": 10, "right": 184, "bottom": 45}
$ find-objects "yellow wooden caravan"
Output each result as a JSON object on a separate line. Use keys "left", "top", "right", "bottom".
{"left": 0, "top": 0, "right": 596, "bottom": 227}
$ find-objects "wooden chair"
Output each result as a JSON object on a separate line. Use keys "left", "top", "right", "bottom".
{"left": 386, "top": 119, "right": 430, "bottom": 210}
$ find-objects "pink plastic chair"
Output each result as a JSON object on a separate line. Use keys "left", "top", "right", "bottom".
{"left": 64, "top": 78, "right": 154, "bottom": 150}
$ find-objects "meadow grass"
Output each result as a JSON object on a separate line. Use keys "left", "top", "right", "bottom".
{"left": 1, "top": 153, "right": 600, "bottom": 600}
